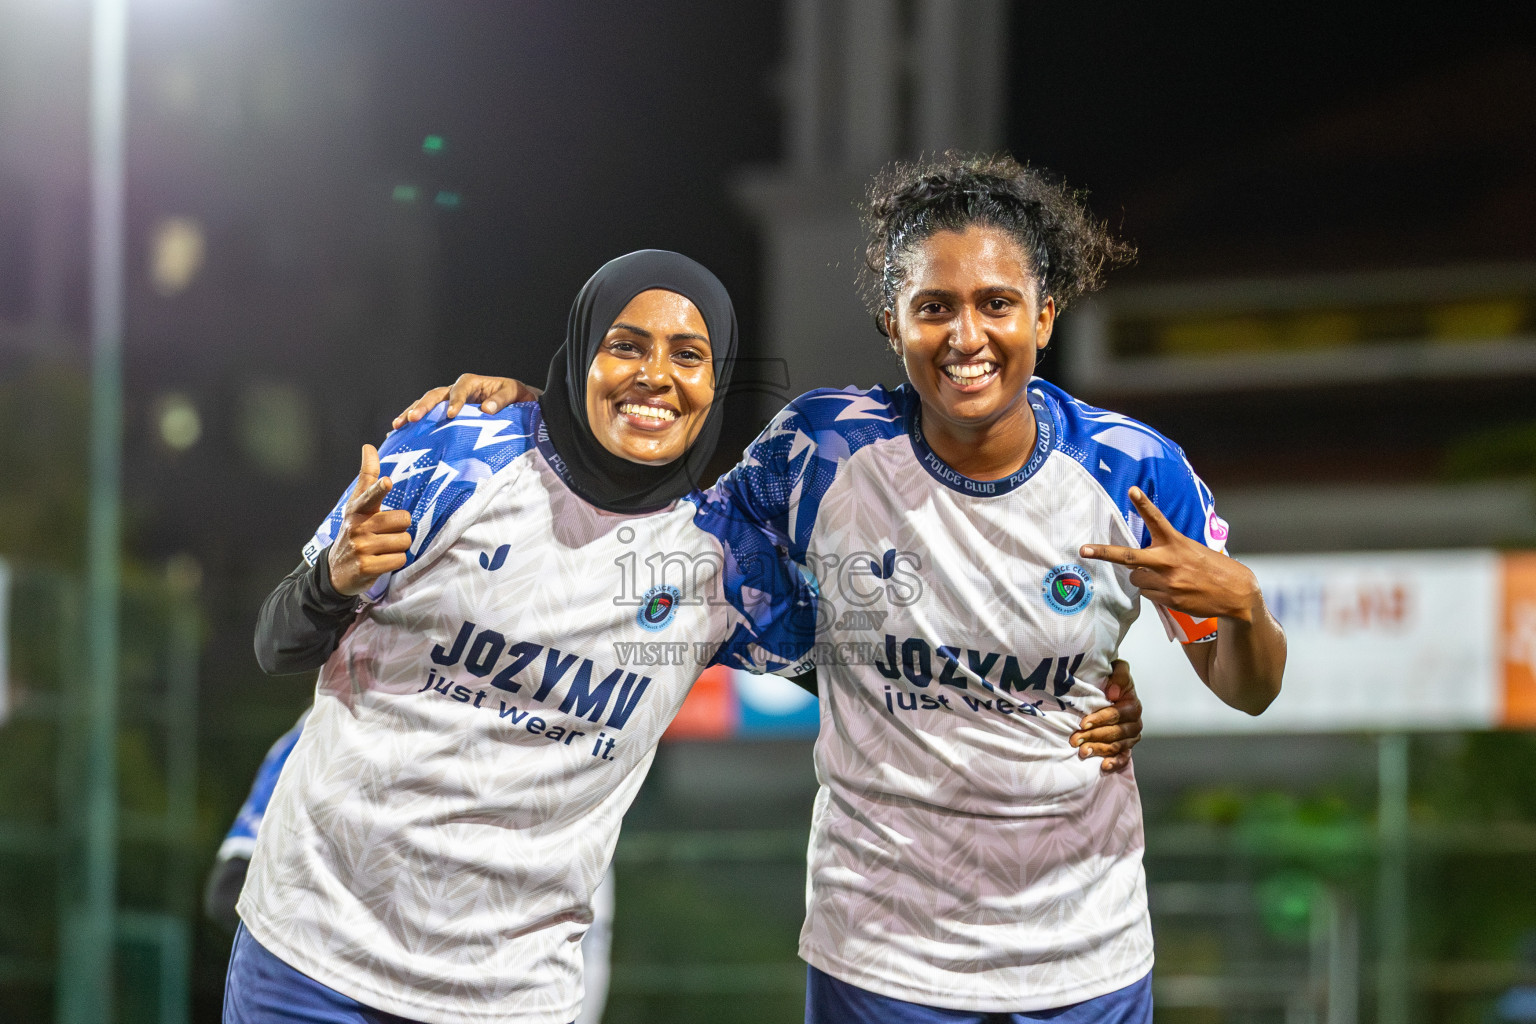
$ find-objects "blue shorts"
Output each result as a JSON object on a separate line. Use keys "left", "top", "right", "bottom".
{"left": 805, "top": 965, "right": 1153, "bottom": 1024}
{"left": 223, "top": 922, "right": 427, "bottom": 1024}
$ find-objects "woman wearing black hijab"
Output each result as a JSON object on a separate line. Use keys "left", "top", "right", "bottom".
{"left": 233, "top": 252, "right": 813, "bottom": 1024}
{"left": 536, "top": 248, "right": 737, "bottom": 512}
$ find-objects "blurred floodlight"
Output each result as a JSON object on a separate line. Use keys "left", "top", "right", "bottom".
{"left": 434, "top": 190, "right": 460, "bottom": 209}
{"left": 155, "top": 392, "right": 202, "bottom": 451}
{"left": 150, "top": 216, "right": 205, "bottom": 296}
{"left": 163, "top": 552, "right": 203, "bottom": 595}
{"left": 392, "top": 184, "right": 419, "bottom": 203}
{"left": 239, "top": 381, "right": 315, "bottom": 479}
{"left": 422, "top": 134, "right": 444, "bottom": 153}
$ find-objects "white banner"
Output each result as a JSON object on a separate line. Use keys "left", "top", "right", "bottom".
{"left": 1124, "top": 550, "right": 1505, "bottom": 735}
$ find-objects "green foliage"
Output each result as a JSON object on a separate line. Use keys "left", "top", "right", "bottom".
{"left": 0, "top": 409, "right": 216, "bottom": 1020}
{"left": 1176, "top": 784, "right": 1373, "bottom": 880}
{"left": 1443, "top": 420, "right": 1536, "bottom": 480}
{"left": 1164, "top": 736, "right": 1536, "bottom": 1015}
{"left": 1256, "top": 870, "right": 1328, "bottom": 944}
{"left": 0, "top": 722, "right": 57, "bottom": 822}
{"left": 1178, "top": 784, "right": 1249, "bottom": 826}
{"left": 1425, "top": 731, "right": 1536, "bottom": 821}
{"left": 606, "top": 855, "right": 807, "bottom": 1024}
{"left": 0, "top": 357, "right": 90, "bottom": 570}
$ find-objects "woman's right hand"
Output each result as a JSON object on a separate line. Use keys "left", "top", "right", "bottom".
{"left": 327, "top": 445, "right": 414, "bottom": 597}
{"left": 391, "top": 373, "right": 539, "bottom": 429}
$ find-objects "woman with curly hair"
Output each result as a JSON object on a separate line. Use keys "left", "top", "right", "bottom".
{"left": 397, "top": 153, "right": 1285, "bottom": 1023}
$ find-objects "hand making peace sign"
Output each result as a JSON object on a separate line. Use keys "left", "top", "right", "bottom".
{"left": 1079, "top": 486, "right": 1260, "bottom": 623}
{"left": 1079, "top": 486, "right": 1285, "bottom": 715}
{"left": 326, "top": 445, "right": 415, "bottom": 597}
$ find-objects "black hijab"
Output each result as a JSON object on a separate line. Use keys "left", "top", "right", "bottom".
{"left": 538, "top": 250, "right": 738, "bottom": 514}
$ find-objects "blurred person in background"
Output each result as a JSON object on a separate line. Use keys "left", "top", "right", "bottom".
{"left": 395, "top": 151, "right": 1284, "bottom": 1024}
{"left": 227, "top": 250, "right": 821, "bottom": 1024}
{"left": 205, "top": 712, "right": 616, "bottom": 1024}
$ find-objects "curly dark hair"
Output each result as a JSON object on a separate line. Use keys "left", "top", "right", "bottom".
{"left": 860, "top": 152, "right": 1135, "bottom": 334}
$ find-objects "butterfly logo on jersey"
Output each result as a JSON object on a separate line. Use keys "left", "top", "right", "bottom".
{"left": 478, "top": 543, "right": 510, "bottom": 572}
{"left": 869, "top": 549, "right": 898, "bottom": 579}
{"left": 637, "top": 584, "right": 682, "bottom": 632}
{"left": 1042, "top": 564, "right": 1093, "bottom": 615}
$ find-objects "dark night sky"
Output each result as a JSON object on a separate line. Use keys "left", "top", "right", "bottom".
{"left": 335, "top": 1, "right": 787, "bottom": 386}
{"left": 301, "top": 0, "right": 1536, "bottom": 385}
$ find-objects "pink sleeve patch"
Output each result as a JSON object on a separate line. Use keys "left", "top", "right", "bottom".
{"left": 1204, "top": 508, "right": 1230, "bottom": 552}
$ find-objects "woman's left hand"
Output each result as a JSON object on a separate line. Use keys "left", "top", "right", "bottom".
{"left": 1081, "top": 486, "right": 1285, "bottom": 717}
{"left": 1079, "top": 487, "right": 1259, "bottom": 622}
{"left": 1071, "top": 659, "right": 1143, "bottom": 774}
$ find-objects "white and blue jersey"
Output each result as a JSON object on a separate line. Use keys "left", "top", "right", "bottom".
{"left": 239, "top": 402, "right": 814, "bottom": 1024}
{"left": 718, "top": 379, "right": 1227, "bottom": 1012}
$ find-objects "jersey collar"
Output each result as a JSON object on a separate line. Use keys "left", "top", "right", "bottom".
{"left": 905, "top": 386, "right": 1058, "bottom": 498}
{"left": 535, "top": 407, "right": 697, "bottom": 513}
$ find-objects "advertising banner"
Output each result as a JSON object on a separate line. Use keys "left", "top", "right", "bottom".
{"left": 1124, "top": 550, "right": 1516, "bottom": 735}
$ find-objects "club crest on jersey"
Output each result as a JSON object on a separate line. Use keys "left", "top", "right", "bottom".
{"left": 1042, "top": 564, "right": 1093, "bottom": 615}
{"left": 637, "top": 584, "right": 682, "bottom": 632}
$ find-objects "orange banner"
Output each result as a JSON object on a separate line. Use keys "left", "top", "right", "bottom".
{"left": 662, "top": 665, "right": 737, "bottom": 740}
{"left": 1502, "top": 552, "right": 1536, "bottom": 728}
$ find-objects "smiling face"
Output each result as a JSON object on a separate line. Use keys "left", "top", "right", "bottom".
{"left": 884, "top": 225, "right": 1055, "bottom": 453}
{"left": 584, "top": 288, "right": 715, "bottom": 465}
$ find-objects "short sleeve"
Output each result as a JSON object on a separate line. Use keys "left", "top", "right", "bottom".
{"left": 692, "top": 490, "right": 819, "bottom": 676}
{"left": 300, "top": 404, "right": 538, "bottom": 601}
{"left": 714, "top": 387, "right": 905, "bottom": 563}
{"left": 713, "top": 401, "right": 822, "bottom": 560}
{"left": 1038, "top": 382, "right": 1232, "bottom": 646}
